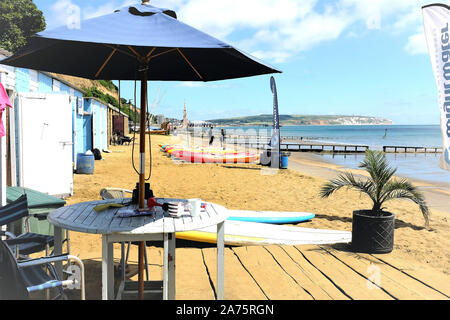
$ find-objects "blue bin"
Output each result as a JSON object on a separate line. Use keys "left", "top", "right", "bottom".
{"left": 77, "top": 153, "right": 95, "bottom": 174}
{"left": 280, "top": 152, "right": 290, "bottom": 169}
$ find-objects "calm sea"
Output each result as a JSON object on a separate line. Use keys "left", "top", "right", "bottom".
{"left": 216, "top": 125, "right": 450, "bottom": 185}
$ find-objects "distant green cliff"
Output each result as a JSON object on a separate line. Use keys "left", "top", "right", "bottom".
{"left": 208, "top": 114, "right": 393, "bottom": 126}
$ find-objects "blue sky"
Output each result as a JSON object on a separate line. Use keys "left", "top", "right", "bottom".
{"left": 33, "top": 0, "right": 447, "bottom": 124}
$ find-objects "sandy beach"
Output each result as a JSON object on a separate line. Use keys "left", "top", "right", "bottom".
{"left": 63, "top": 134, "right": 449, "bottom": 300}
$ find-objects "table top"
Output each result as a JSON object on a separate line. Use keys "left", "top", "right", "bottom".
{"left": 47, "top": 198, "right": 228, "bottom": 235}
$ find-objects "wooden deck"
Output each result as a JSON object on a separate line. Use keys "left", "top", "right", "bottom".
{"left": 119, "top": 243, "right": 450, "bottom": 300}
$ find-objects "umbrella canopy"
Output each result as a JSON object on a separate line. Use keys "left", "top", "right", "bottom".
{"left": 1, "top": 1, "right": 281, "bottom": 299}
{"left": 1, "top": 3, "right": 280, "bottom": 81}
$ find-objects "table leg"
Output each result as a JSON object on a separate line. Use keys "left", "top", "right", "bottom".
{"left": 217, "top": 221, "right": 225, "bottom": 300}
{"left": 121, "top": 242, "right": 126, "bottom": 282}
{"left": 54, "top": 226, "right": 63, "bottom": 279}
{"left": 102, "top": 235, "right": 114, "bottom": 300}
{"left": 163, "top": 232, "right": 176, "bottom": 300}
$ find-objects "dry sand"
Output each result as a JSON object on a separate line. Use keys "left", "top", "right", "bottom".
{"left": 64, "top": 134, "right": 449, "bottom": 300}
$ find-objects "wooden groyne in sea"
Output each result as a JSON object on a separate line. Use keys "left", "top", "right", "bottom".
{"left": 281, "top": 143, "right": 369, "bottom": 153}
{"left": 178, "top": 131, "right": 442, "bottom": 154}
{"left": 382, "top": 146, "right": 443, "bottom": 153}
{"left": 232, "top": 141, "right": 441, "bottom": 154}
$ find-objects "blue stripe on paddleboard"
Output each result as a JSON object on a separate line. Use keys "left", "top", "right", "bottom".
{"left": 227, "top": 214, "right": 315, "bottom": 224}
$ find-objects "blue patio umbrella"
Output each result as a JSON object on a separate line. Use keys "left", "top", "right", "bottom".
{"left": 2, "top": 3, "right": 280, "bottom": 81}
{"left": 1, "top": 1, "right": 281, "bottom": 299}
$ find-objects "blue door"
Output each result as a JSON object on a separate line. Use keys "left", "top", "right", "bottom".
{"left": 84, "top": 114, "right": 92, "bottom": 151}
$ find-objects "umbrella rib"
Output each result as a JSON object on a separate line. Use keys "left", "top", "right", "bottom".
{"left": 177, "top": 48, "right": 203, "bottom": 80}
{"left": 146, "top": 48, "right": 156, "bottom": 58}
{"left": 95, "top": 48, "right": 117, "bottom": 78}
{"left": 103, "top": 44, "right": 136, "bottom": 59}
{"left": 128, "top": 46, "right": 144, "bottom": 61}
{"left": 148, "top": 48, "right": 177, "bottom": 60}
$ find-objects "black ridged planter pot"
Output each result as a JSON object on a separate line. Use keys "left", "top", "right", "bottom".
{"left": 352, "top": 210, "right": 395, "bottom": 254}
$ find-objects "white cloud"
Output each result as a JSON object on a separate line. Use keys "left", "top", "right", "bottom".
{"left": 83, "top": 0, "right": 136, "bottom": 20}
{"left": 47, "top": 0, "right": 437, "bottom": 61}
{"left": 340, "top": 0, "right": 419, "bottom": 29}
{"left": 48, "top": 0, "right": 81, "bottom": 29}
{"left": 158, "top": 0, "right": 434, "bottom": 62}
{"left": 177, "top": 82, "right": 233, "bottom": 89}
{"left": 405, "top": 30, "right": 428, "bottom": 55}
{"left": 392, "top": 8, "right": 422, "bottom": 32}
{"left": 251, "top": 50, "right": 292, "bottom": 64}
{"left": 152, "top": 0, "right": 318, "bottom": 43}
{"left": 48, "top": 0, "right": 136, "bottom": 28}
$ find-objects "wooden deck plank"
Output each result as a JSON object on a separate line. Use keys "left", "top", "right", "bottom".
{"left": 174, "top": 248, "right": 216, "bottom": 300}
{"left": 201, "top": 247, "right": 267, "bottom": 300}
{"left": 230, "top": 246, "right": 313, "bottom": 300}
{"left": 298, "top": 245, "right": 394, "bottom": 300}
{"left": 320, "top": 245, "right": 447, "bottom": 300}
{"left": 126, "top": 245, "right": 164, "bottom": 281}
{"left": 146, "top": 246, "right": 163, "bottom": 281}
{"left": 265, "top": 245, "right": 345, "bottom": 300}
{"left": 281, "top": 245, "right": 349, "bottom": 300}
{"left": 366, "top": 251, "right": 450, "bottom": 298}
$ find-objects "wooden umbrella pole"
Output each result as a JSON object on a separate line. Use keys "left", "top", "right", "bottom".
{"left": 138, "top": 64, "right": 148, "bottom": 300}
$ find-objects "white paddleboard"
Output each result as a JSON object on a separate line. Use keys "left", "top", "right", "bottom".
{"left": 177, "top": 220, "right": 352, "bottom": 246}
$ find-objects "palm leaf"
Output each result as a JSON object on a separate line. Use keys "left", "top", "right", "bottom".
{"left": 380, "top": 179, "right": 430, "bottom": 226}
{"left": 320, "top": 172, "right": 377, "bottom": 204}
{"left": 319, "top": 149, "right": 430, "bottom": 226}
{"left": 360, "top": 150, "right": 396, "bottom": 187}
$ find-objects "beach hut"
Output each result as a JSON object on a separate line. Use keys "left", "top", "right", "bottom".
{"left": 0, "top": 48, "right": 88, "bottom": 197}
{"left": 83, "top": 97, "right": 108, "bottom": 152}
{"left": 107, "top": 104, "right": 130, "bottom": 143}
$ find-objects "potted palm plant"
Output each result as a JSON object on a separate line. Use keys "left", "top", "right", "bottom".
{"left": 319, "top": 150, "right": 429, "bottom": 253}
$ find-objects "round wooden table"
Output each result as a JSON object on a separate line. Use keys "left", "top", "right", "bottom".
{"left": 48, "top": 198, "right": 227, "bottom": 300}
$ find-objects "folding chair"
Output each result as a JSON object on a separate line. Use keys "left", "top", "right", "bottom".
{"left": 0, "top": 194, "right": 55, "bottom": 259}
{"left": 99, "top": 188, "right": 149, "bottom": 280}
{"left": 0, "top": 239, "right": 85, "bottom": 300}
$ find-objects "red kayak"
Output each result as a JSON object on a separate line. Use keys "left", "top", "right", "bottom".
{"left": 172, "top": 150, "right": 259, "bottom": 164}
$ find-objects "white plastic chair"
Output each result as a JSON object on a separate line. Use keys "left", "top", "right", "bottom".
{"left": 99, "top": 188, "right": 133, "bottom": 200}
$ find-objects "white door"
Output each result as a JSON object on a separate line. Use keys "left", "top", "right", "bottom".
{"left": 92, "top": 102, "right": 98, "bottom": 150}
{"left": 100, "top": 104, "right": 107, "bottom": 151}
{"left": 17, "top": 92, "right": 73, "bottom": 197}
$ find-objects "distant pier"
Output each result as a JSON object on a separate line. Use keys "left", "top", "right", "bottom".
{"left": 382, "top": 146, "right": 443, "bottom": 153}
{"left": 281, "top": 143, "right": 369, "bottom": 153}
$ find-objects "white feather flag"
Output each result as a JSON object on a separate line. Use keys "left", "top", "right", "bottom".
{"left": 422, "top": 4, "right": 450, "bottom": 171}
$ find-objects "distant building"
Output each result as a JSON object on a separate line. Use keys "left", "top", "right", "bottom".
{"left": 182, "top": 99, "right": 188, "bottom": 128}
{"left": 155, "top": 114, "right": 165, "bottom": 125}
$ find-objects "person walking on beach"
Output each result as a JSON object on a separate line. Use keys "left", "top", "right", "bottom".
{"left": 208, "top": 126, "right": 214, "bottom": 146}
{"left": 220, "top": 128, "right": 226, "bottom": 149}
